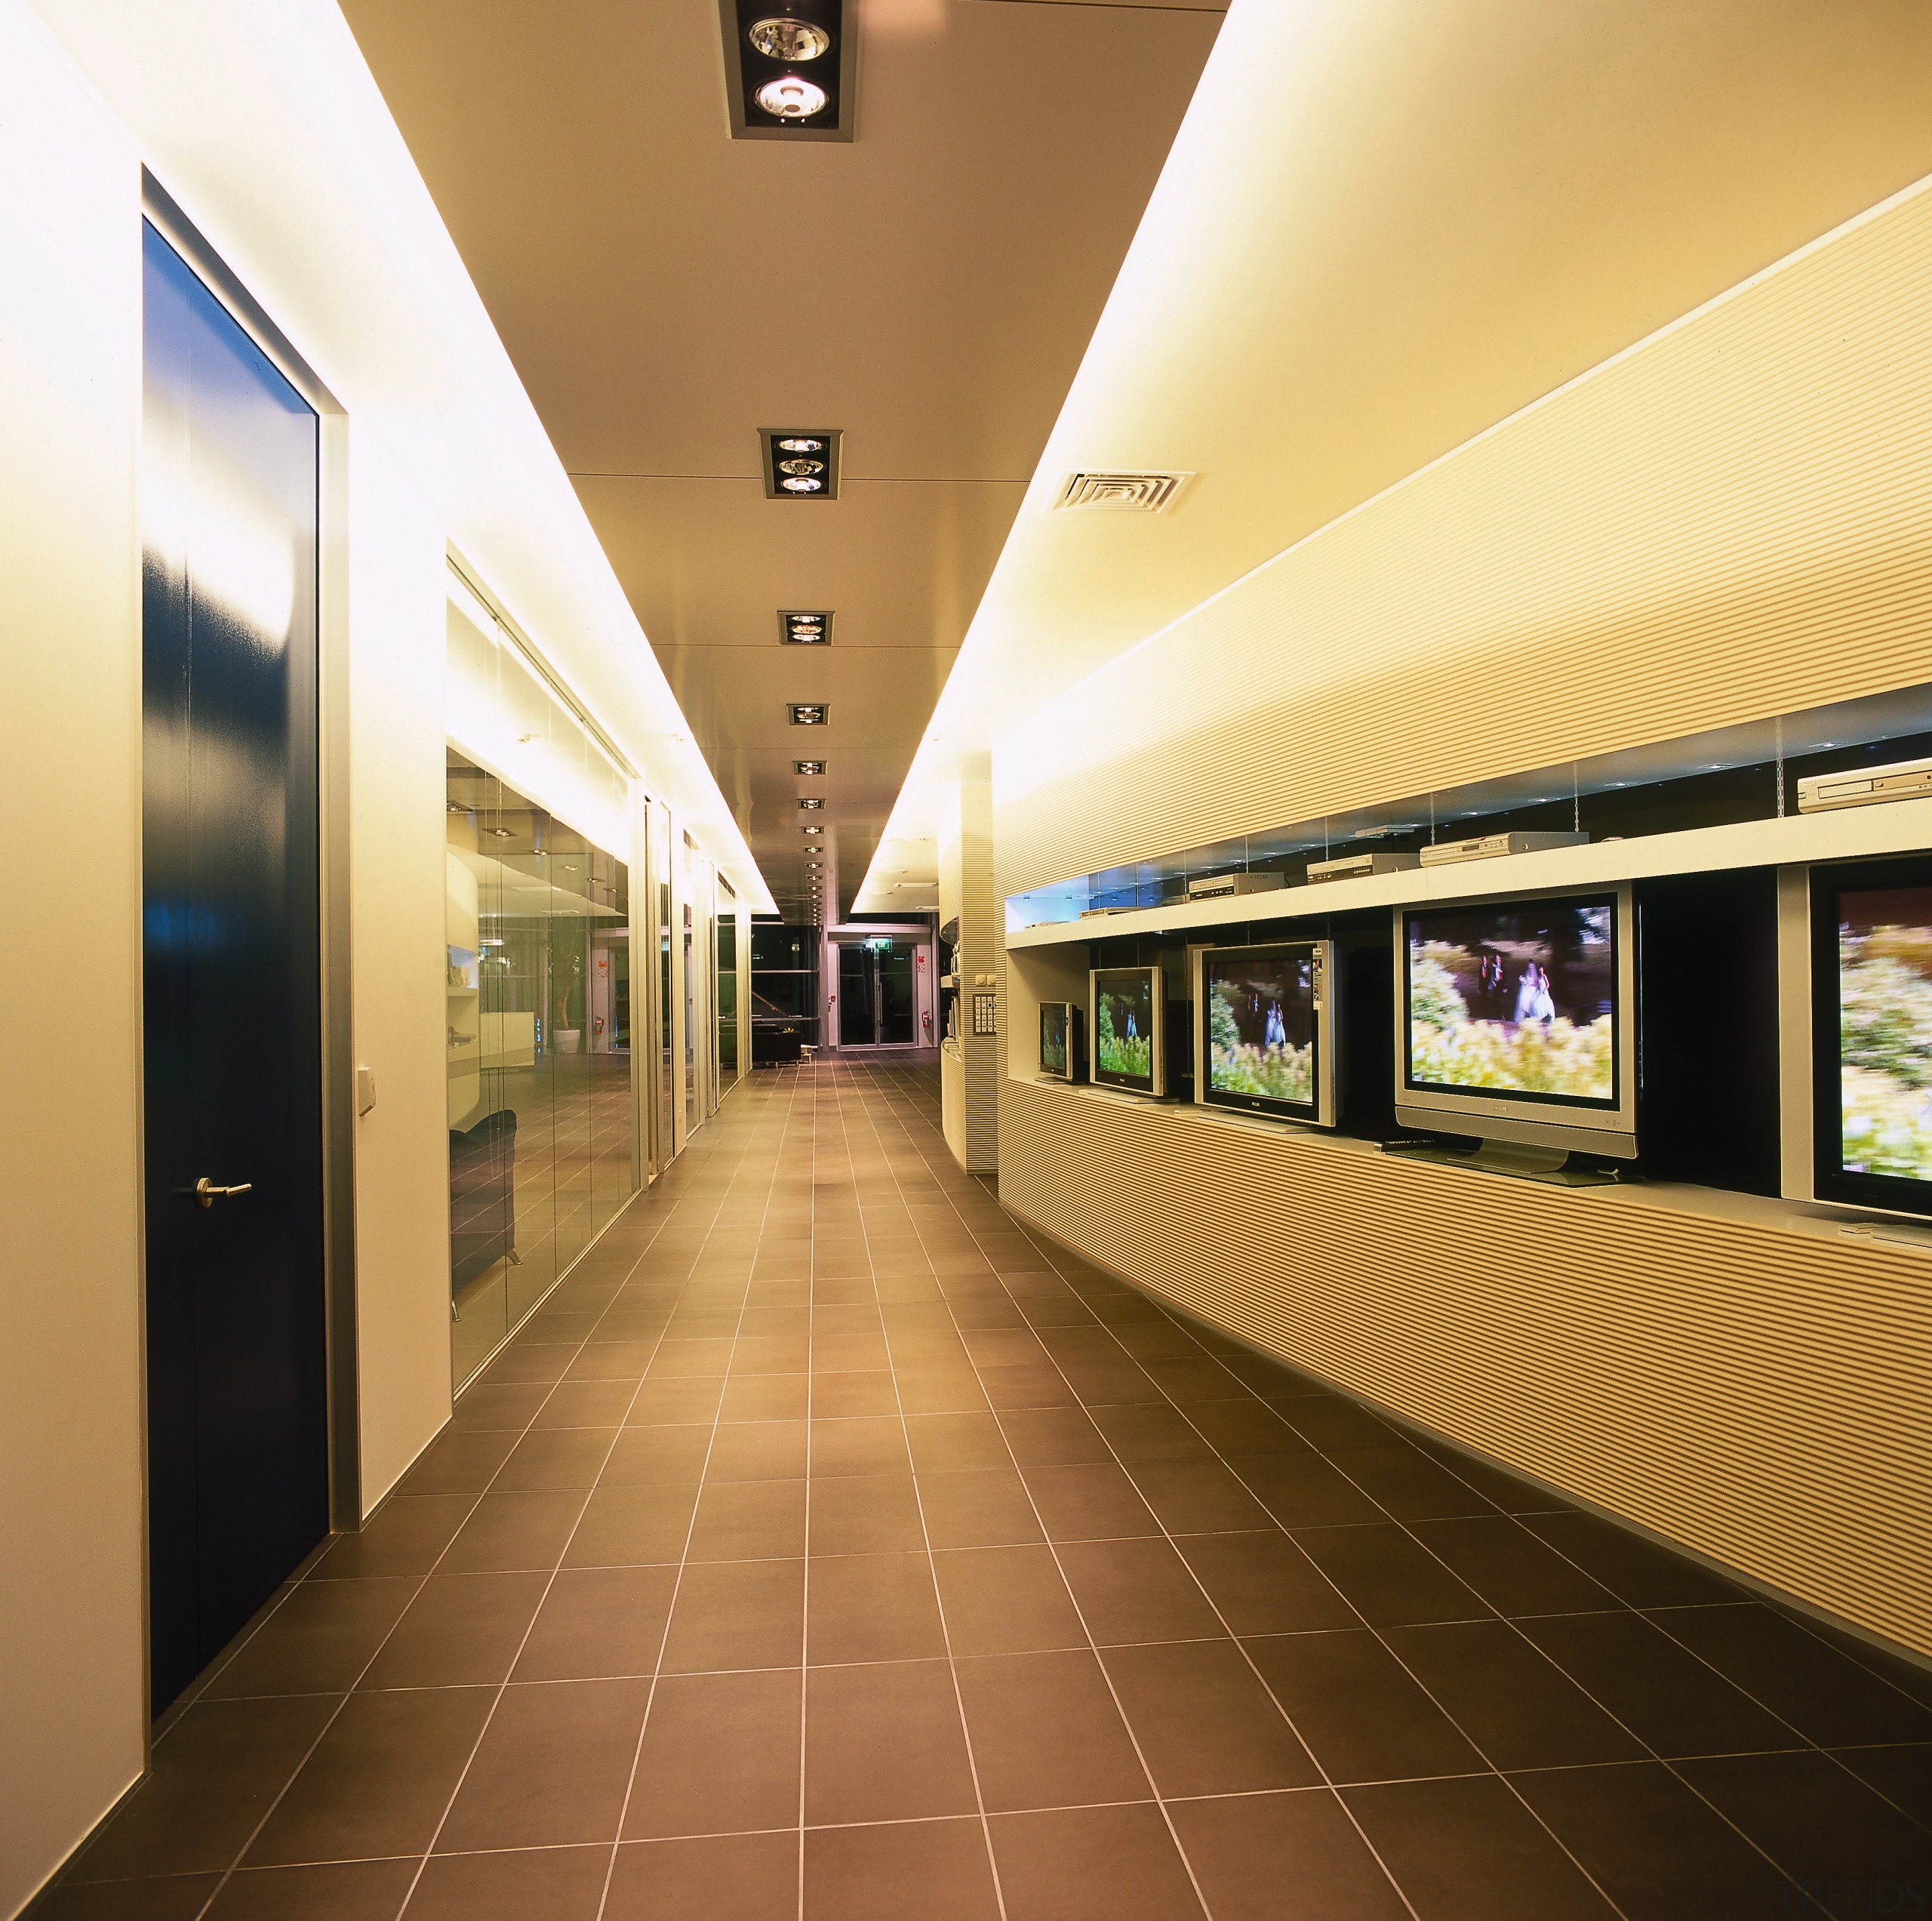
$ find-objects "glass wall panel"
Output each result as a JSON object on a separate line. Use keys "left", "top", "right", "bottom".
{"left": 448, "top": 750, "right": 633, "bottom": 1389}
{"left": 717, "top": 910, "right": 738, "bottom": 1076}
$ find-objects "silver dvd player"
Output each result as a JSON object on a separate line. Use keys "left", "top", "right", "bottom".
{"left": 1797, "top": 756, "right": 1932, "bottom": 814}
{"left": 1306, "top": 851, "right": 1421, "bottom": 885}
{"left": 1418, "top": 830, "right": 1590, "bottom": 868}
{"left": 1185, "top": 871, "right": 1285, "bottom": 900}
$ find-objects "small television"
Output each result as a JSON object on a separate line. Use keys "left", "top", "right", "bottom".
{"left": 1195, "top": 940, "right": 1336, "bottom": 1125}
{"left": 1038, "top": 1001, "right": 1083, "bottom": 1082}
{"left": 1090, "top": 965, "right": 1166, "bottom": 1096}
{"left": 1395, "top": 888, "right": 1636, "bottom": 1161}
{"left": 1807, "top": 857, "right": 1932, "bottom": 1217}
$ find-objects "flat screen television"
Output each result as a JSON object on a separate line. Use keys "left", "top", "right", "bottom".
{"left": 1195, "top": 940, "right": 1335, "bottom": 1125}
{"left": 1809, "top": 857, "right": 1932, "bottom": 1217}
{"left": 1395, "top": 887, "right": 1636, "bottom": 1159}
{"left": 1038, "top": 1001, "right": 1082, "bottom": 1082}
{"left": 1090, "top": 965, "right": 1166, "bottom": 1095}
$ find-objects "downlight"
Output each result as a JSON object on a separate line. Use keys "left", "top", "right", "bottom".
{"left": 788, "top": 703, "right": 828, "bottom": 725}
{"left": 748, "top": 15, "right": 830, "bottom": 59}
{"left": 798, "top": 798, "right": 824, "bottom": 809}
{"left": 779, "top": 610, "right": 832, "bottom": 645}
{"left": 755, "top": 75, "right": 828, "bottom": 119}
{"left": 760, "top": 429, "right": 841, "bottom": 499}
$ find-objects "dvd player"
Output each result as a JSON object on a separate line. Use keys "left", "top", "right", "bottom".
{"left": 1418, "top": 830, "right": 1589, "bottom": 867}
{"left": 1798, "top": 756, "right": 1932, "bottom": 814}
{"left": 1306, "top": 851, "right": 1420, "bottom": 885}
{"left": 1185, "top": 872, "right": 1285, "bottom": 900}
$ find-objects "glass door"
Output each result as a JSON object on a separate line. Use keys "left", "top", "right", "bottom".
{"left": 835, "top": 940, "right": 924, "bottom": 1045}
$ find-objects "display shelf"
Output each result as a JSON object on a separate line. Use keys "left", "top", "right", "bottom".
{"left": 1005, "top": 795, "right": 1932, "bottom": 950}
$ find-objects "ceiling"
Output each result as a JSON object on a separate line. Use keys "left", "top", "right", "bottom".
{"left": 339, "top": 0, "right": 1223, "bottom": 925}
{"left": 859, "top": 0, "right": 1932, "bottom": 903}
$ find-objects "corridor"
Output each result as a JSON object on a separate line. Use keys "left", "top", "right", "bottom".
{"left": 49, "top": 1059, "right": 1932, "bottom": 1920}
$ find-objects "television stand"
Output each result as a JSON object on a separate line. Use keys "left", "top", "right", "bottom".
{"left": 1382, "top": 1135, "right": 1625, "bottom": 1187}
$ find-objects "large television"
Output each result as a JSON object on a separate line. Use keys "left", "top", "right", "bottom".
{"left": 1090, "top": 965, "right": 1166, "bottom": 1095}
{"left": 1195, "top": 940, "right": 1335, "bottom": 1125}
{"left": 1395, "top": 888, "right": 1636, "bottom": 1160}
{"left": 1038, "top": 1001, "right": 1083, "bottom": 1082}
{"left": 1807, "top": 857, "right": 1932, "bottom": 1217}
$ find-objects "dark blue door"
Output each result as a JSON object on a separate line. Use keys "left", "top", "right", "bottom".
{"left": 141, "top": 221, "right": 328, "bottom": 1713}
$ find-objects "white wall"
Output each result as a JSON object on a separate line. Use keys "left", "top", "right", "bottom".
{"left": 0, "top": 6, "right": 148, "bottom": 1910}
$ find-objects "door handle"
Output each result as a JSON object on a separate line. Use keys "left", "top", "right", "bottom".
{"left": 194, "top": 1178, "right": 254, "bottom": 1208}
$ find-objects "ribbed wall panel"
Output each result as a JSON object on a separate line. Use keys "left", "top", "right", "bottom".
{"left": 1001, "top": 1081, "right": 1932, "bottom": 1655}
{"left": 995, "top": 178, "right": 1932, "bottom": 896}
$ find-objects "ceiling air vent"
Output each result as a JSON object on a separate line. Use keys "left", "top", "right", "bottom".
{"left": 1055, "top": 471, "right": 1192, "bottom": 514}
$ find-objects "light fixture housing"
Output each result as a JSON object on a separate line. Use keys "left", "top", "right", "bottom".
{"left": 798, "top": 798, "right": 824, "bottom": 809}
{"left": 719, "top": 0, "right": 854, "bottom": 141}
{"left": 794, "top": 759, "right": 826, "bottom": 775}
{"left": 779, "top": 609, "right": 833, "bottom": 645}
{"left": 788, "top": 703, "right": 829, "bottom": 725}
{"left": 803, "top": 824, "right": 824, "bottom": 836}
{"left": 761, "top": 430, "right": 841, "bottom": 500}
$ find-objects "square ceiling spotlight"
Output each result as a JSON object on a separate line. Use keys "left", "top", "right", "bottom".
{"left": 788, "top": 703, "right": 828, "bottom": 725}
{"left": 779, "top": 608, "right": 833, "bottom": 644}
{"left": 761, "top": 430, "right": 841, "bottom": 499}
{"left": 718, "top": 0, "right": 854, "bottom": 142}
{"left": 798, "top": 797, "right": 824, "bottom": 809}
{"left": 802, "top": 824, "right": 824, "bottom": 836}
{"left": 794, "top": 759, "right": 826, "bottom": 775}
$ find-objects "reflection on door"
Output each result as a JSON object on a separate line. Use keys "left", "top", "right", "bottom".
{"left": 837, "top": 940, "right": 922, "bottom": 1045}
{"left": 141, "top": 220, "right": 327, "bottom": 1712}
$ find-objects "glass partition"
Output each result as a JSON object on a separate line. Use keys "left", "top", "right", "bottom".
{"left": 447, "top": 750, "right": 634, "bottom": 1388}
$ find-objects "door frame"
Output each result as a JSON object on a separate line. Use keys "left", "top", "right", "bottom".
{"left": 823, "top": 921, "right": 937, "bottom": 1048}
{"left": 138, "top": 180, "right": 361, "bottom": 1676}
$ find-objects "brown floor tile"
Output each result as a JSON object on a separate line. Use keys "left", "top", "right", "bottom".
{"left": 893, "top": 1366, "right": 992, "bottom": 1415}
{"left": 565, "top": 1485, "right": 699, "bottom": 1569}
{"left": 1832, "top": 1742, "right": 1932, "bottom": 1824}
{"left": 360, "top": 1572, "right": 549, "bottom": 1689}
{"left": 1332, "top": 1444, "right": 1500, "bottom": 1520}
{"left": 1056, "top": 1537, "right": 1228, "bottom": 1645}
{"left": 608, "top": 1830, "right": 798, "bottom": 1919}
{"left": 70, "top": 1695, "right": 343, "bottom": 1881}
{"left": 1103, "top": 1639, "right": 1318, "bottom": 1796}
{"left": 205, "top": 1858, "right": 418, "bottom": 1918}
{"left": 625, "top": 1378, "right": 724, "bottom": 1427}
{"left": 563, "top": 1341, "right": 659, "bottom": 1382}
{"left": 958, "top": 1326, "right": 1051, "bottom": 1368}
{"left": 1020, "top": 1461, "right": 1163, "bottom": 1541}
{"left": 1166, "top": 1790, "right": 1411, "bottom": 1921}
{"left": 807, "top": 1551, "right": 948, "bottom": 1664}
{"left": 403, "top": 1844, "right": 611, "bottom": 1919}
{"left": 623, "top": 1667, "right": 803, "bottom": 1839}
{"left": 204, "top": 1578, "right": 420, "bottom": 1698}
{"left": 705, "top": 1420, "right": 810, "bottom": 1483}
{"left": 478, "top": 1345, "right": 575, "bottom": 1388}
{"left": 1089, "top": 1403, "right": 1215, "bottom": 1464}
{"left": 989, "top": 1803, "right": 1205, "bottom": 1921}
{"left": 977, "top": 1362, "right": 1082, "bottom": 1411}
{"left": 1230, "top": 1455, "right": 1386, "bottom": 1528}
{"left": 721, "top": 1373, "right": 811, "bottom": 1421}
{"left": 430, "top": 1680, "right": 644, "bottom": 1853}
{"left": 1292, "top": 1525, "right": 1492, "bottom": 1627}
{"left": 1173, "top": 1530, "right": 1358, "bottom": 1637}
{"left": 1275, "top": 1394, "right": 1403, "bottom": 1453}
{"left": 905, "top": 1412, "right": 1012, "bottom": 1474}
{"left": 804, "top": 1818, "right": 1001, "bottom": 1921}
{"left": 934, "top": 1546, "right": 1086, "bottom": 1655}
{"left": 451, "top": 1382, "right": 551, "bottom": 1431}
{"left": 648, "top": 1338, "right": 734, "bottom": 1378}
{"left": 1407, "top": 1516, "right": 1621, "bottom": 1617}
{"left": 600, "top": 1427, "right": 712, "bottom": 1487}
{"left": 396, "top": 1427, "right": 518, "bottom": 1497}
{"left": 514, "top": 1565, "right": 679, "bottom": 1680}
{"left": 804, "top": 1660, "right": 979, "bottom": 1824}
{"left": 812, "top": 1331, "right": 891, "bottom": 1371}
{"left": 917, "top": 1468, "right": 1046, "bottom": 1550}
{"left": 1518, "top": 1511, "right": 1741, "bottom": 1606}
{"left": 246, "top": 1688, "right": 494, "bottom": 1865}
{"left": 36, "top": 1878, "right": 223, "bottom": 1919}
{"left": 660, "top": 1559, "right": 805, "bottom": 1673}
{"left": 688, "top": 1479, "right": 808, "bottom": 1562}
{"left": 536, "top": 1380, "right": 641, "bottom": 1429}
{"left": 309, "top": 1496, "right": 478, "bottom": 1581}
{"left": 732, "top": 1334, "right": 812, "bottom": 1375}
{"left": 1342, "top": 1775, "right": 1620, "bottom": 1919}
{"left": 810, "top": 1369, "right": 900, "bottom": 1418}
{"left": 808, "top": 1473, "right": 928, "bottom": 1555}
{"left": 954, "top": 1647, "right": 1150, "bottom": 1812}
{"left": 438, "top": 1488, "right": 589, "bottom": 1574}
{"left": 809, "top": 1415, "right": 912, "bottom": 1479}
{"left": 998, "top": 1408, "right": 1112, "bottom": 1467}
{"left": 1125, "top": 1458, "right": 1276, "bottom": 1535}
{"left": 1383, "top": 1621, "right": 1647, "bottom": 1770}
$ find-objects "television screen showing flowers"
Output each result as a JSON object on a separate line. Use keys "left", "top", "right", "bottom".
{"left": 1404, "top": 899, "right": 1617, "bottom": 1106}
{"left": 1206, "top": 950, "right": 1316, "bottom": 1114}
{"left": 1835, "top": 885, "right": 1932, "bottom": 1185}
{"left": 1093, "top": 968, "right": 1159, "bottom": 1091}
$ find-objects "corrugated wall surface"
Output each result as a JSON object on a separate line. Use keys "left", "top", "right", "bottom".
{"left": 1001, "top": 1082, "right": 1932, "bottom": 1655}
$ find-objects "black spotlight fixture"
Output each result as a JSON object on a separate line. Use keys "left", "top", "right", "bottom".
{"left": 788, "top": 703, "right": 829, "bottom": 725}
{"left": 779, "top": 608, "right": 834, "bottom": 643}
{"left": 761, "top": 430, "right": 841, "bottom": 500}
{"left": 798, "top": 798, "right": 824, "bottom": 809}
{"left": 718, "top": 0, "right": 854, "bottom": 141}
{"left": 794, "top": 759, "right": 826, "bottom": 776}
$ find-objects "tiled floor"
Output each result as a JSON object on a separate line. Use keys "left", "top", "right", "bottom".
{"left": 48, "top": 1054, "right": 1932, "bottom": 1918}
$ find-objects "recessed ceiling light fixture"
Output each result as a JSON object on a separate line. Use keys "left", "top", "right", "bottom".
{"left": 798, "top": 798, "right": 824, "bottom": 809}
{"left": 721, "top": 0, "right": 853, "bottom": 140}
{"left": 803, "top": 824, "right": 824, "bottom": 836}
{"left": 779, "top": 609, "right": 833, "bottom": 645}
{"left": 794, "top": 759, "right": 826, "bottom": 775}
{"left": 761, "top": 430, "right": 841, "bottom": 500}
{"left": 788, "top": 703, "right": 828, "bottom": 725}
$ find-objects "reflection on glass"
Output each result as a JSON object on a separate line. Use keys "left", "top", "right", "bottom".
{"left": 718, "top": 914, "right": 739, "bottom": 1073}
{"left": 447, "top": 750, "right": 634, "bottom": 1389}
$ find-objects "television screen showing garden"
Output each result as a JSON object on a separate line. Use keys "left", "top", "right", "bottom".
{"left": 1838, "top": 885, "right": 1932, "bottom": 1182}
